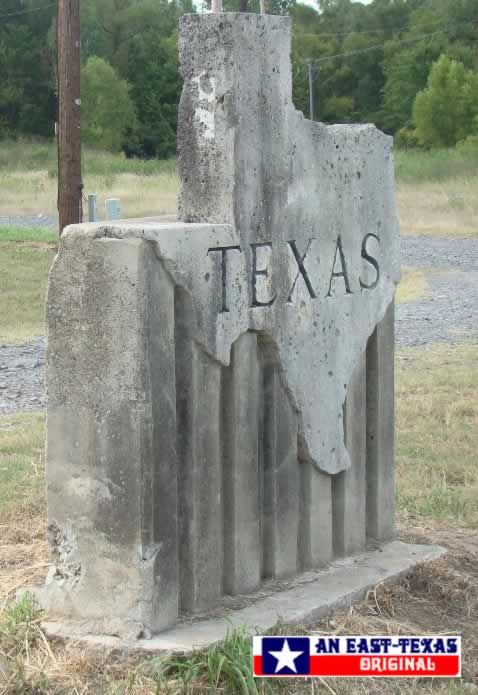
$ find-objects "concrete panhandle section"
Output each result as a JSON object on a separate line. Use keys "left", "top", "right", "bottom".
{"left": 41, "top": 542, "right": 446, "bottom": 653}
{"left": 178, "top": 13, "right": 400, "bottom": 477}
{"left": 40, "top": 13, "right": 403, "bottom": 639}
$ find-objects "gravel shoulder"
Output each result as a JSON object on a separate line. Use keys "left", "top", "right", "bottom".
{"left": 0, "top": 214, "right": 58, "bottom": 232}
{"left": 397, "top": 235, "right": 478, "bottom": 347}
{"left": 0, "top": 235, "right": 476, "bottom": 414}
{"left": 0, "top": 338, "right": 46, "bottom": 414}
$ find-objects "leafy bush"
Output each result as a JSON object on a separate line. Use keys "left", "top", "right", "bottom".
{"left": 82, "top": 57, "right": 136, "bottom": 152}
{"left": 394, "top": 127, "right": 421, "bottom": 150}
{"left": 413, "top": 55, "right": 478, "bottom": 147}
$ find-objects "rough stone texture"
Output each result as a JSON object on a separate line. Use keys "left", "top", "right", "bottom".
{"left": 42, "top": 541, "right": 446, "bottom": 652}
{"left": 366, "top": 302, "right": 396, "bottom": 541}
{"left": 222, "top": 333, "right": 262, "bottom": 595}
{"left": 175, "top": 295, "right": 223, "bottom": 614}
{"left": 298, "top": 464, "right": 333, "bottom": 569}
{"left": 333, "top": 350, "right": 367, "bottom": 556}
{"left": 40, "top": 14, "right": 402, "bottom": 637}
{"left": 44, "top": 225, "right": 181, "bottom": 636}
{"left": 178, "top": 13, "right": 400, "bottom": 476}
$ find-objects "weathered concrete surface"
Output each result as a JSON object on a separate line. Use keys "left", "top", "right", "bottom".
{"left": 42, "top": 541, "right": 445, "bottom": 652}
{"left": 178, "top": 14, "right": 400, "bottom": 475}
{"left": 43, "top": 221, "right": 236, "bottom": 636}
{"left": 41, "top": 13, "right": 401, "bottom": 637}
{"left": 333, "top": 350, "right": 367, "bottom": 556}
{"left": 366, "top": 302, "right": 396, "bottom": 541}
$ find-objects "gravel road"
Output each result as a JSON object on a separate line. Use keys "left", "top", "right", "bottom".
{"left": 0, "top": 214, "right": 58, "bottom": 231}
{"left": 0, "top": 233, "right": 476, "bottom": 414}
{"left": 0, "top": 339, "right": 46, "bottom": 414}
{"left": 398, "top": 235, "right": 478, "bottom": 347}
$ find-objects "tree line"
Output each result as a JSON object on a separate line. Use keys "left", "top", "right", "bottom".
{"left": 0, "top": 0, "right": 477, "bottom": 159}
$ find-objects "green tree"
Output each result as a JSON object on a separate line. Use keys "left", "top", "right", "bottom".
{"left": 413, "top": 55, "right": 478, "bottom": 147}
{"left": 2, "top": 0, "right": 478, "bottom": 151}
{"left": 381, "top": 38, "right": 445, "bottom": 133}
{"left": 81, "top": 56, "right": 135, "bottom": 151}
{"left": 0, "top": 2, "right": 56, "bottom": 138}
{"left": 125, "top": 33, "right": 180, "bottom": 159}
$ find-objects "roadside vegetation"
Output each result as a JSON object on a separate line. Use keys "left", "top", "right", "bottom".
{"left": 396, "top": 145, "right": 478, "bottom": 237}
{"left": 0, "top": 227, "right": 56, "bottom": 343}
{"left": 0, "top": 140, "right": 178, "bottom": 220}
{"left": 397, "top": 344, "right": 478, "bottom": 528}
{"left": 396, "top": 268, "right": 429, "bottom": 304}
{"left": 1, "top": 140, "right": 478, "bottom": 237}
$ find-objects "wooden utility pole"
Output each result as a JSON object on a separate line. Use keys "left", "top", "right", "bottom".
{"left": 57, "top": 0, "right": 82, "bottom": 235}
{"left": 307, "top": 62, "right": 314, "bottom": 121}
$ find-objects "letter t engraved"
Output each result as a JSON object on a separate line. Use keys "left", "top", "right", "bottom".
{"left": 287, "top": 239, "right": 317, "bottom": 302}
{"left": 207, "top": 245, "right": 241, "bottom": 313}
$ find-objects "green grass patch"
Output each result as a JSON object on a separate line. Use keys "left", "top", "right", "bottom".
{"left": 397, "top": 344, "right": 478, "bottom": 528}
{"left": 153, "top": 627, "right": 272, "bottom": 694}
{"left": 0, "top": 137, "right": 176, "bottom": 177}
{"left": 395, "top": 146, "right": 478, "bottom": 183}
{"left": 0, "top": 226, "right": 58, "bottom": 243}
{"left": 0, "top": 236, "right": 56, "bottom": 343}
{"left": 0, "top": 412, "right": 45, "bottom": 513}
{"left": 5, "top": 137, "right": 478, "bottom": 185}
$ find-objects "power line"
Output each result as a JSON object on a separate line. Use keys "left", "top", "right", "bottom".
{"left": 302, "top": 17, "right": 476, "bottom": 119}
{"left": 299, "top": 15, "right": 447, "bottom": 39}
{"left": 307, "top": 25, "right": 458, "bottom": 66}
{"left": 0, "top": 3, "right": 56, "bottom": 21}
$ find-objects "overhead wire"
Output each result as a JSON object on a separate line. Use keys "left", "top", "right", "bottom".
{"left": 303, "top": 18, "right": 475, "bottom": 69}
{"left": 298, "top": 14, "right": 448, "bottom": 39}
{"left": 0, "top": 3, "right": 56, "bottom": 21}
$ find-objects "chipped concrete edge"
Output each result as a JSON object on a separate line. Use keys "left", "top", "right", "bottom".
{"left": 41, "top": 541, "right": 446, "bottom": 655}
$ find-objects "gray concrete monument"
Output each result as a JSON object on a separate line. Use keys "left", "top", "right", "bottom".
{"left": 38, "top": 13, "right": 444, "bottom": 648}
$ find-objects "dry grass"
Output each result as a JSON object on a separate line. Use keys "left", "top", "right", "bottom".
{"left": 0, "top": 170, "right": 178, "bottom": 220}
{"left": 306, "top": 540, "right": 478, "bottom": 692}
{"left": 397, "top": 344, "right": 478, "bottom": 528}
{"left": 3, "top": 172, "right": 478, "bottom": 239}
{"left": 2, "top": 141, "right": 478, "bottom": 239}
{"left": 0, "top": 239, "right": 56, "bottom": 343}
{"left": 0, "top": 413, "right": 48, "bottom": 608}
{"left": 397, "top": 180, "right": 478, "bottom": 237}
{"left": 396, "top": 267, "right": 429, "bottom": 304}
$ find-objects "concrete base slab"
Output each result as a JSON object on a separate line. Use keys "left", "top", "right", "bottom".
{"left": 42, "top": 541, "right": 445, "bottom": 654}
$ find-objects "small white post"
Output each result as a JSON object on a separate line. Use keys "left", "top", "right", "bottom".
{"left": 211, "top": 0, "right": 223, "bottom": 12}
{"left": 88, "top": 194, "right": 97, "bottom": 222}
{"left": 105, "top": 198, "right": 121, "bottom": 221}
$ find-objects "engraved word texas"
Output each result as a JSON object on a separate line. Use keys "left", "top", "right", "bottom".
{"left": 208, "top": 233, "right": 380, "bottom": 312}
